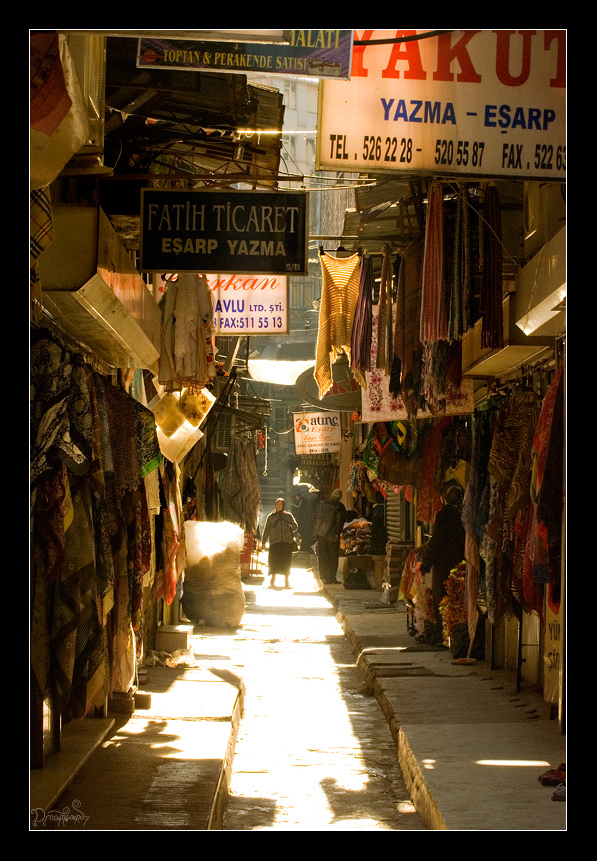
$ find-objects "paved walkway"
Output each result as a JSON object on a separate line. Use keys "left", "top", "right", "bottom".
{"left": 30, "top": 555, "right": 566, "bottom": 831}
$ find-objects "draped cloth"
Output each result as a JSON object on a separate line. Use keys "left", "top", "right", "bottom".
{"left": 351, "top": 254, "right": 373, "bottom": 377}
{"left": 483, "top": 390, "right": 541, "bottom": 623}
{"left": 390, "top": 239, "right": 424, "bottom": 412}
{"left": 315, "top": 252, "right": 365, "bottom": 398}
{"left": 462, "top": 407, "right": 497, "bottom": 634}
{"left": 376, "top": 244, "right": 394, "bottom": 375}
{"left": 221, "top": 436, "right": 262, "bottom": 535}
{"left": 480, "top": 183, "right": 504, "bottom": 349}
{"left": 420, "top": 182, "right": 447, "bottom": 343}
{"left": 158, "top": 273, "right": 217, "bottom": 389}
{"left": 536, "top": 369, "right": 565, "bottom": 609}
{"left": 448, "top": 186, "right": 473, "bottom": 341}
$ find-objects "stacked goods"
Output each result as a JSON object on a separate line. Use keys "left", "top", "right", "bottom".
{"left": 182, "top": 521, "right": 246, "bottom": 628}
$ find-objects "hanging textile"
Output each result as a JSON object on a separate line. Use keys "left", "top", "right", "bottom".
{"left": 158, "top": 273, "right": 217, "bottom": 390}
{"left": 351, "top": 254, "right": 374, "bottom": 377}
{"left": 448, "top": 186, "right": 473, "bottom": 341}
{"left": 30, "top": 186, "right": 54, "bottom": 317}
{"left": 462, "top": 405, "right": 499, "bottom": 633}
{"left": 420, "top": 181, "right": 447, "bottom": 343}
{"left": 363, "top": 307, "right": 474, "bottom": 421}
{"left": 390, "top": 239, "right": 424, "bottom": 412}
{"left": 536, "top": 369, "right": 564, "bottom": 610}
{"left": 482, "top": 389, "right": 541, "bottom": 623}
{"left": 480, "top": 183, "right": 504, "bottom": 349}
{"left": 315, "top": 251, "right": 365, "bottom": 399}
{"left": 417, "top": 417, "right": 452, "bottom": 523}
{"left": 221, "top": 435, "right": 261, "bottom": 534}
{"left": 157, "top": 460, "right": 186, "bottom": 606}
{"left": 376, "top": 244, "right": 394, "bottom": 375}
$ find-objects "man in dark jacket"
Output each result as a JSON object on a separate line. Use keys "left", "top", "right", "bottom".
{"left": 313, "top": 489, "right": 346, "bottom": 584}
{"left": 420, "top": 482, "right": 465, "bottom": 644}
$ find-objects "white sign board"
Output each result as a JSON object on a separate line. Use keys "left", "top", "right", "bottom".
{"left": 206, "top": 273, "right": 288, "bottom": 334}
{"left": 318, "top": 29, "right": 566, "bottom": 181}
{"left": 293, "top": 411, "right": 342, "bottom": 455}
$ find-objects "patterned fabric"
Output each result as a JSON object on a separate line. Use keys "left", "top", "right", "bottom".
{"left": 315, "top": 252, "right": 364, "bottom": 398}
{"left": 363, "top": 308, "right": 474, "bottom": 422}
{"left": 30, "top": 335, "right": 89, "bottom": 488}
{"left": 221, "top": 436, "right": 261, "bottom": 534}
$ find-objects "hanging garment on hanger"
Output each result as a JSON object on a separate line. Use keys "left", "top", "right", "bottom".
{"left": 351, "top": 254, "right": 373, "bottom": 377}
{"left": 420, "top": 182, "right": 447, "bottom": 342}
{"left": 159, "top": 273, "right": 217, "bottom": 389}
{"left": 315, "top": 251, "right": 365, "bottom": 399}
{"left": 376, "top": 244, "right": 394, "bottom": 375}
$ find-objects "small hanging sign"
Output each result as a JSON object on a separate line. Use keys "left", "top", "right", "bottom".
{"left": 293, "top": 411, "right": 342, "bottom": 455}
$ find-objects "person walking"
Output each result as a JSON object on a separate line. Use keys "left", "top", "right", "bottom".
{"left": 262, "top": 498, "right": 299, "bottom": 588}
{"left": 313, "top": 489, "right": 346, "bottom": 584}
{"left": 419, "top": 482, "right": 466, "bottom": 645}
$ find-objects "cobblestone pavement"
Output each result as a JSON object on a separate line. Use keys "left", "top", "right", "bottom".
{"left": 211, "top": 565, "right": 426, "bottom": 831}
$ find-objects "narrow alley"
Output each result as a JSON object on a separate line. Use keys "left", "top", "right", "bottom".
{"left": 220, "top": 562, "right": 425, "bottom": 831}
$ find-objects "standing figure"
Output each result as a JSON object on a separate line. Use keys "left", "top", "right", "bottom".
{"left": 313, "top": 489, "right": 347, "bottom": 584}
{"left": 262, "top": 498, "right": 299, "bottom": 588}
{"left": 419, "top": 483, "right": 466, "bottom": 644}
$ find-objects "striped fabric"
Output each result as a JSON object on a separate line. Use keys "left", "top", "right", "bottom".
{"left": 315, "top": 251, "right": 365, "bottom": 399}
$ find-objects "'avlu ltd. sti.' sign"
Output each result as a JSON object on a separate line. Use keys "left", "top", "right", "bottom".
{"left": 140, "top": 189, "right": 309, "bottom": 275}
{"left": 293, "top": 411, "right": 342, "bottom": 455}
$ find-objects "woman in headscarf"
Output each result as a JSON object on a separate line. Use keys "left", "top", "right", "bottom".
{"left": 262, "top": 498, "right": 299, "bottom": 588}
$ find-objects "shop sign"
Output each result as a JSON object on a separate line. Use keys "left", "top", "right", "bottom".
{"left": 140, "top": 189, "right": 309, "bottom": 275}
{"left": 206, "top": 273, "right": 288, "bottom": 334}
{"left": 317, "top": 29, "right": 566, "bottom": 181}
{"left": 293, "top": 411, "right": 341, "bottom": 455}
{"left": 137, "top": 31, "right": 354, "bottom": 79}
{"left": 543, "top": 602, "right": 562, "bottom": 705}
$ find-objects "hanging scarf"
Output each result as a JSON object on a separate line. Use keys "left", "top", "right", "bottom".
{"left": 420, "top": 182, "right": 447, "bottom": 343}
{"left": 376, "top": 244, "right": 394, "bottom": 374}
{"left": 448, "top": 186, "right": 472, "bottom": 341}
{"left": 480, "top": 184, "right": 504, "bottom": 349}
{"left": 351, "top": 254, "right": 374, "bottom": 376}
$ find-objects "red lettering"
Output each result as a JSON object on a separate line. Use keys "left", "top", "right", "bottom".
{"left": 494, "top": 30, "right": 536, "bottom": 86}
{"left": 351, "top": 29, "right": 375, "bottom": 77}
{"left": 544, "top": 30, "right": 566, "bottom": 88}
{"left": 433, "top": 31, "right": 482, "bottom": 82}
{"left": 381, "top": 30, "right": 426, "bottom": 80}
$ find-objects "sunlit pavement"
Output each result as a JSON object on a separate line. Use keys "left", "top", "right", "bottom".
{"left": 37, "top": 552, "right": 566, "bottom": 831}
{"left": 216, "top": 558, "right": 425, "bottom": 831}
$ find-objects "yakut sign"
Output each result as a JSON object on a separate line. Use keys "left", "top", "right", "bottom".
{"left": 140, "top": 189, "right": 309, "bottom": 275}
{"left": 318, "top": 29, "right": 566, "bottom": 181}
{"left": 293, "top": 411, "right": 342, "bottom": 455}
